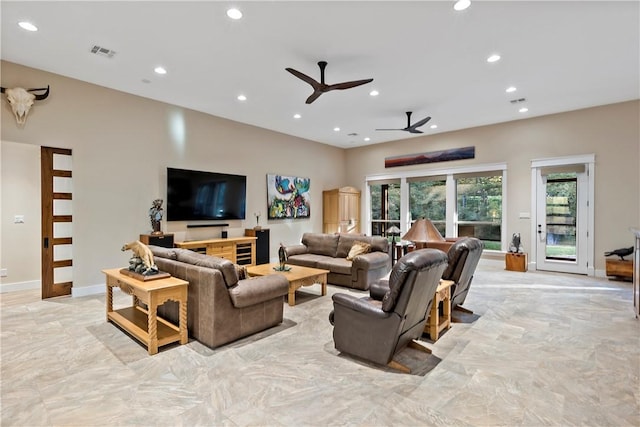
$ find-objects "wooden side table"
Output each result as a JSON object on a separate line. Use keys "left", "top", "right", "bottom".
{"left": 103, "top": 268, "right": 188, "bottom": 355}
{"left": 424, "top": 279, "right": 455, "bottom": 342}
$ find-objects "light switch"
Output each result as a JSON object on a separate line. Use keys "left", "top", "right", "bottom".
{"left": 519, "top": 212, "right": 530, "bottom": 219}
{"left": 14, "top": 215, "right": 24, "bottom": 224}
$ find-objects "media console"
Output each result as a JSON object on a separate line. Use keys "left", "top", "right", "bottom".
{"left": 174, "top": 236, "right": 257, "bottom": 265}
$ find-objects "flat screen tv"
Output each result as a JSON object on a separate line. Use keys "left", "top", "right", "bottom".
{"left": 167, "top": 167, "right": 246, "bottom": 221}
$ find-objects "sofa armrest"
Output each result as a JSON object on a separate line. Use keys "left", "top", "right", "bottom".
{"left": 284, "top": 244, "right": 308, "bottom": 257}
{"left": 228, "top": 275, "right": 289, "bottom": 308}
{"left": 332, "top": 293, "right": 390, "bottom": 319}
{"left": 352, "top": 251, "right": 391, "bottom": 270}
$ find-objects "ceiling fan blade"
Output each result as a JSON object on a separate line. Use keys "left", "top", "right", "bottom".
{"left": 328, "top": 79, "right": 374, "bottom": 91}
{"left": 376, "top": 128, "right": 405, "bottom": 131}
{"left": 285, "top": 68, "right": 321, "bottom": 89}
{"left": 408, "top": 129, "right": 424, "bottom": 134}
{"left": 410, "top": 116, "right": 432, "bottom": 129}
{"left": 305, "top": 90, "right": 323, "bottom": 104}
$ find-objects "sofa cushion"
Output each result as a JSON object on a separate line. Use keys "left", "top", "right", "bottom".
{"left": 175, "top": 250, "right": 238, "bottom": 287}
{"left": 368, "top": 236, "right": 389, "bottom": 253}
{"left": 301, "top": 233, "right": 339, "bottom": 257}
{"left": 317, "top": 257, "right": 352, "bottom": 275}
{"left": 346, "top": 241, "right": 371, "bottom": 260}
{"left": 286, "top": 253, "right": 328, "bottom": 268}
{"left": 148, "top": 245, "right": 177, "bottom": 260}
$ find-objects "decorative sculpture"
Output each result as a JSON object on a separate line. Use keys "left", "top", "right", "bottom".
{"left": 149, "top": 199, "right": 163, "bottom": 234}
{"left": 604, "top": 246, "right": 634, "bottom": 261}
{"left": 509, "top": 233, "right": 524, "bottom": 253}
{"left": 0, "top": 85, "right": 50, "bottom": 125}
{"left": 277, "top": 243, "right": 289, "bottom": 271}
{"left": 121, "top": 240, "right": 158, "bottom": 275}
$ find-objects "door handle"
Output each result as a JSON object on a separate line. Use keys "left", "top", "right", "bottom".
{"left": 43, "top": 237, "right": 49, "bottom": 249}
{"left": 537, "top": 224, "right": 542, "bottom": 234}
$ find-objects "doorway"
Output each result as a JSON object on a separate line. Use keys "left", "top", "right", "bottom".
{"left": 532, "top": 155, "right": 594, "bottom": 275}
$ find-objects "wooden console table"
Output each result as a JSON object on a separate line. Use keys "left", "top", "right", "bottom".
{"left": 103, "top": 268, "right": 188, "bottom": 355}
{"left": 174, "top": 236, "right": 257, "bottom": 265}
{"left": 424, "top": 279, "right": 455, "bottom": 342}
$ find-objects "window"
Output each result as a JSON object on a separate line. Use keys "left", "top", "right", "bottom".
{"left": 370, "top": 181, "right": 400, "bottom": 237}
{"left": 409, "top": 178, "right": 446, "bottom": 235}
{"left": 456, "top": 174, "right": 502, "bottom": 250}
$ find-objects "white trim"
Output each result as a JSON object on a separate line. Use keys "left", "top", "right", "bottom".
{"left": 72, "top": 283, "right": 105, "bottom": 297}
{"left": 0, "top": 280, "right": 40, "bottom": 293}
{"left": 365, "top": 162, "right": 507, "bottom": 182}
{"left": 531, "top": 154, "right": 595, "bottom": 168}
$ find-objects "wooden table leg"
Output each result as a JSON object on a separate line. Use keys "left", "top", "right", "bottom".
{"left": 320, "top": 274, "right": 327, "bottom": 296}
{"left": 179, "top": 287, "right": 188, "bottom": 345}
{"left": 106, "top": 281, "right": 113, "bottom": 322}
{"left": 288, "top": 285, "right": 296, "bottom": 307}
{"left": 429, "top": 293, "right": 441, "bottom": 340}
{"left": 148, "top": 294, "right": 158, "bottom": 355}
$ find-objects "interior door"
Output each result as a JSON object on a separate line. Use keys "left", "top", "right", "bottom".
{"left": 41, "top": 146, "right": 73, "bottom": 298}
{"left": 535, "top": 167, "right": 588, "bottom": 274}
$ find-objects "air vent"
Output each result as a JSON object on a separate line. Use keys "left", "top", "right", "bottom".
{"left": 90, "top": 45, "right": 116, "bottom": 58}
{"left": 510, "top": 97, "right": 526, "bottom": 104}
{"left": 347, "top": 132, "right": 358, "bottom": 136}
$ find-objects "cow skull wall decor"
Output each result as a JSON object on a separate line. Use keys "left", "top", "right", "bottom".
{"left": 0, "top": 85, "right": 50, "bottom": 125}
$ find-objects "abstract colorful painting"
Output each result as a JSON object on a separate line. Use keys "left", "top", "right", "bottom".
{"left": 385, "top": 146, "right": 475, "bottom": 168}
{"left": 267, "top": 174, "right": 311, "bottom": 219}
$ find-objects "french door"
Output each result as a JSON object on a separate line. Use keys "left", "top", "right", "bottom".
{"left": 532, "top": 156, "right": 594, "bottom": 275}
{"left": 41, "top": 146, "right": 73, "bottom": 298}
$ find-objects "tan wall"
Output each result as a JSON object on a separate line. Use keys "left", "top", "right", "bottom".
{"left": 345, "top": 100, "right": 640, "bottom": 271}
{"left": 0, "top": 141, "right": 41, "bottom": 286}
{"left": 1, "top": 61, "right": 346, "bottom": 292}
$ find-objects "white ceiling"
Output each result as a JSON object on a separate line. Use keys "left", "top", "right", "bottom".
{"left": 1, "top": 1, "right": 638, "bottom": 148}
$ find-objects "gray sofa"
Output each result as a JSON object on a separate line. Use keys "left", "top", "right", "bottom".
{"left": 148, "top": 245, "right": 289, "bottom": 349}
{"left": 283, "top": 233, "right": 391, "bottom": 290}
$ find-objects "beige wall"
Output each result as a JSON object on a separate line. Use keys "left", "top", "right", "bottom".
{"left": 1, "top": 61, "right": 346, "bottom": 292}
{"left": 345, "top": 100, "right": 640, "bottom": 271}
{"left": 0, "top": 141, "right": 41, "bottom": 287}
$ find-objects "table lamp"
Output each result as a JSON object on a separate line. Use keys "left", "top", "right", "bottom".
{"left": 386, "top": 225, "right": 401, "bottom": 244}
{"left": 401, "top": 218, "right": 445, "bottom": 249}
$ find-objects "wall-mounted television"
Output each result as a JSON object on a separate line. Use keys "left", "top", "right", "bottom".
{"left": 167, "top": 167, "right": 246, "bottom": 221}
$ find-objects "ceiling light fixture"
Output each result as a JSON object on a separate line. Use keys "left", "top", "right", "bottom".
{"left": 506, "top": 86, "right": 517, "bottom": 93}
{"left": 487, "top": 54, "right": 501, "bottom": 63}
{"left": 453, "top": 0, "right": 471, "bottom": 11}
{"left": 519, "top": 107, "right": 529, "bottom": 113}
{"left": 364, "top": 137, "right": 371, "bottom": 142}
{"left": 369, "top": 90, "right": 379, "bottom": 97}
{"left": 226, "top": 8, "right": 243, "bottom": 20}
{"left": 154, "top": 66, "right": 167, "bottom": 75}
{"left": 333, "top": 127, "right": 340, "bottom": 132}
{"left": 18, "top": 21, "right": 38, "bottom": 32}
{"left": 430, "top": 124, "right": 438, "bottom": 129}
{"left": 293, "top": 113, "right": 301, "bottom": 119}
{"left": 237, "top": 94, "right": 247, "bottom": 101}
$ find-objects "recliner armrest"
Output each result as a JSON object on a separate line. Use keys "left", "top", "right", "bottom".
{"left": 284, "top": 244, "right": 308, "bottom": 257}
{"left": 229, "top": 275, "right": 289, "bottom": 308}
{"left": 369, "top": 280, "right": 390, "bottom": 301}
{"left": 332, "top": 293, "right": 391, "bottom": 319}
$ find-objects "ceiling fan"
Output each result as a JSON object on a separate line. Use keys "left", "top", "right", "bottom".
{"left": 286, "top": 61, "right": 373, "bottom": 104}
{"left": 376, "top": 111, "right": 432, "bottom": 134}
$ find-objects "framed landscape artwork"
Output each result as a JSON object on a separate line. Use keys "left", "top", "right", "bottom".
{"left": 266, "top": 174, "right": 311, "bottom": 219}
{"left": 385, "top": 146, "right": 475, "bottom": 168}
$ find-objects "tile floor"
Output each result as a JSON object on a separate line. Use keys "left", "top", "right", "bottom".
{"left": 1, "top": 266, "right": 639, "bottom": 426}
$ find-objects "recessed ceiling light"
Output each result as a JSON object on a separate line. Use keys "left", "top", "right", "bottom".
{"left": 18, "top": 21, "right": 38, "bottom": 32}
{"left": 369, "top": 90, "right": 379, "bottom": 97}
{"left": 453, "top": 0, "right": 471, "bottom": 11}
{"left": 487, "top": 54, "right": 501, "bottom": 63}
{"left": 154, "top": 66, "right": 167, "bottom": 75}
{"left": 333, "top": 127, "right": 340, "bottom": 132}
{"left": 506, "top": 86, "right": 517, "bottom": 93}
{"left": 293, "top": 113, "right": 301, "bottom": 119}
{"left": 364, "top": 137, "right": 371, "bottom": 142}
{"left": 237, "top": 94, "right": 247, "bottom": 101}
{"left": 519, "top": 107, "right": 529, "bottom": 113}
{"left": 226, "top": 8, "right": 243, "bottom": 20}
{"left": 430, "top": 124, "right": 438, "bottom": 129}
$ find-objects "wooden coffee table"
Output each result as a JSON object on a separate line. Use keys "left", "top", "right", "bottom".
{"left": 246, "top": 263, "right": 329, "bottom": 306}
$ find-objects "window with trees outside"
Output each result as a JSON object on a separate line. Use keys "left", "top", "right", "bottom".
{"left": 367, "top": 165, "right": 506, "bottom": 251}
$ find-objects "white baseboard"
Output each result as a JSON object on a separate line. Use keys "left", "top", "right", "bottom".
{"left": 0, "top": 280, "right": 40, "bottom": 293}
{"left": 72, "top": 283, "right": 105, "bottom": 297}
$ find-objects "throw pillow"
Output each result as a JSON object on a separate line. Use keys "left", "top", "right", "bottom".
{"left": 346, "top": 241, "right": 371, "bottom": 260}
{"left": 235, "top": 264, "right": 247, "bottom": 280}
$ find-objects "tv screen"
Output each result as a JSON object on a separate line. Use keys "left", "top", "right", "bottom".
{"left": 167, "top": 167, "right": 246, "bottom": 221}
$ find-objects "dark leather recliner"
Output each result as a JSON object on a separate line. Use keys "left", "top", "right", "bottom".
{"left": 329, "top": 249, "right": 448, "bottom": 372}
{"left": 442, "top": 237, "right": 484, "bottom": 312}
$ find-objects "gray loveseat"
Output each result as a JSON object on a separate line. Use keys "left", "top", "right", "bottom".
{"left": 283, "top": 233, "right": 391, "bottom": 290}
{"left": 148, "top": 245, "right": 289, "bottom": 349}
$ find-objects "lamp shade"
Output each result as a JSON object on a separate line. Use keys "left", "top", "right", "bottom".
{"left": 402, "top": 218, "right": 445, "bottom": 243}
{"left": 387, "top": 226, "right": 401, "bottom": 235}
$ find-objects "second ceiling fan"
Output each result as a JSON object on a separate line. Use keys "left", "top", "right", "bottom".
{"left": 286, "top": 61, "right": 373, "bottom": 104}
{"left": 376, "top": 111, "right": 432, "bottom": 134}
